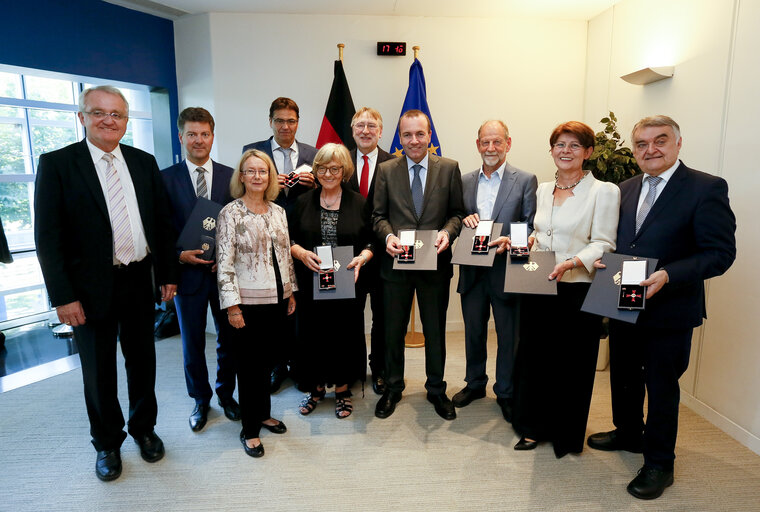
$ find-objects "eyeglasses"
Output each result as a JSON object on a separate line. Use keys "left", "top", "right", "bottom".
{"left": 240, "top": 169, "right": 269, "bottom": 177}
{"left": 353, "top": 122, "right": 379, "bottom": 132}
{"left": 316, "top": 166, "right": 343, "bottom": 176}
{"left": 634, "top": 139, "right": 669, "bottom": 151}
{"left": 84, "top": 110, "right": 127, "bottom": 121}
{"left": 552, "top": 142, "right": 586, "bottom": 151}
{"left": 272, "top": 118, "right": 298, "bottom": 126}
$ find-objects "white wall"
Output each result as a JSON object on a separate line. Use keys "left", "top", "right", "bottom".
{"left": 586, "top": 0, "right": 760, "bottom": 454}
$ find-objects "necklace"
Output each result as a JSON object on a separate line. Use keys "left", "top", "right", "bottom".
{"left": 554, "top": 170, "right": 586, "bottom": 190}
{"left": 320, "top": 191, "right": 342, "bottom": 209}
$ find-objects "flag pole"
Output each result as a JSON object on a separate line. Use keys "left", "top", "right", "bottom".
{"left": 412, "top": 45, "right": 420, "bottom": 59}
{"left": 337, "top": 43, "right": 345, "bottom": 61}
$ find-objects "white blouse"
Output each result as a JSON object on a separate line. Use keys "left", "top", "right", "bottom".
{"left": 532, "top": 173, "right": 620, "bottom": 283}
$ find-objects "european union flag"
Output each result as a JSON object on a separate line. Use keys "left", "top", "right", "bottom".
{"left": 390, "top": 58, "right": 442, "bottom": 158}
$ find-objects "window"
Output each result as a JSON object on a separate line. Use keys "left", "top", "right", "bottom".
{"left": 0, "top": 66, "right": 156, "bottom": 327}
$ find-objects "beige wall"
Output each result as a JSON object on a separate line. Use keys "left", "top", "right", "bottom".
{"left": 586, "top": 0, "right": 760, "bottom": 453}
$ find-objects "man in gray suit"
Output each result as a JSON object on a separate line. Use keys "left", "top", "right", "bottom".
{"left": 372, "top": 109, "right": 465, "bottom": 420}
{"left": 452, "top": 120, "right": 537, "bottom": 422}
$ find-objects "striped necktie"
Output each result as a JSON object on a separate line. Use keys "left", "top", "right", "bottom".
{"left": 196, "top": 167, "right": 208, "bottom": 199}
{"left": 635, "top": 175, "right": 663, "bottom": 234}
{"left": 103, "top": 153, "right": 135, "bottom": 264}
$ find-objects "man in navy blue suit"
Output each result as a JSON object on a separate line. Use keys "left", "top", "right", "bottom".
{"left": 587, "top": 116, "right": 736, "bottom": 500}
{"left": 241, "top": 97, "right": 317, "bottom": 391}
{"left": 162, "top": 107, "right": 239, "bottom": 432}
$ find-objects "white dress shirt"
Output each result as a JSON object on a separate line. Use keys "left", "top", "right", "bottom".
{"left": 186, "top": 158, "right": 213, "bottom": 199}
{"left": 356, "top": 147, "right": 379, "bottom": 187}
{"left": 85, "top": 139, "right": 148, "bottom": 264}
{"left": 270, "top": 138, "right": 299, "bottom": 174}
{"left": 636, "top": 160, "right": 680, "bottom": 216}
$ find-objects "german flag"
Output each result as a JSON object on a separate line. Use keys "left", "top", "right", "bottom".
{"left": 316, "top": 60, "right": 356, "bottom": 150}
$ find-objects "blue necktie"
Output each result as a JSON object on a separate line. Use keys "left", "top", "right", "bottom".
{"left": 635, "top": 175, "right": 663, "bottom": 234}
{"left": 411, "top": 164, "right": 423, "bottom": 218}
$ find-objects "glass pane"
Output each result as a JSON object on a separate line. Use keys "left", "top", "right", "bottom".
{"left": 124, "top": 118, "right": 154, "bottom": 153}
{"left": 0, "top": 253, "right": 51, "bottom": 322}
{"left": 24, "top": 75, "right": 76, "bottom": 104}
{"left": 31, "top": 123, "right": 78, "bottom": 168}
{"left": 0, "top": 71, "right": 22, "bottom": 99}
{"left": 0, "top": 182, "right": 34, "bottom": 251}
{"left": 29, "top": 108, "right": 75, "bottom": 121}
{"left": 0, "top": 122, "right": 27, "bottom": 175}
{"left": 0, "top": 106, "right": 22, "bottom": 117}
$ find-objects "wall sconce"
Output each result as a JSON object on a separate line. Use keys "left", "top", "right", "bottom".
{"left": 620, "top": 66, "right": 674, "bottom": 85}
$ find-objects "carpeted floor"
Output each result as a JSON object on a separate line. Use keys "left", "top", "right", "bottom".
{"left": 0, "top": 330, "right": 758, "bottom": 511}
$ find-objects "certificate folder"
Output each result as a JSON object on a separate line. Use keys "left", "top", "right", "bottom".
{"left": 451, "top": 223, "right": 503, "bottom": 267}
{"left": 504, "top": 251, "right": 557, "bottom": 295}
{"left": 580, "top": 252, "right": 658, "bottom": 323}
{"left": 176, "top": 197, "right": 223, "bottom": 259}
{"left": 312, "top": 246, "right": 356, "bottom": 300}
{"left": 392, "top": 230, "right": 438, "bottom": 271}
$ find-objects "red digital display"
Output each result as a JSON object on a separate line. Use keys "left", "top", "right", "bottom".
{"left": 377, "top": 42, "right": 407, "bottom": 56}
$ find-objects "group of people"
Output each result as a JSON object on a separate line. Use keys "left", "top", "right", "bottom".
{"left": 33, "top": 86, "right": 735, "bottom": 501}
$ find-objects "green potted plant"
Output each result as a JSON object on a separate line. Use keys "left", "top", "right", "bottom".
{"left": 585, "top": 111, "right": 641, "bottom": 184}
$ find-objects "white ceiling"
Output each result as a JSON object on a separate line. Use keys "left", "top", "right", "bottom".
{"left": 106, "top": 0, "right": 623, "bottom": 21}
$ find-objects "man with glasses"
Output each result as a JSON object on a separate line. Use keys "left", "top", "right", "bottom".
{"left": 162, "top": 107, "right": 240, "bottom": 433}
{"left": 242, "top": 97, "right": 317, "bottom": 392}
{"left": 34, "top": 85, "right": 178, "bottom": 481}
{"left": 453, "top": 120, "right": 537, "bottom": 422}
{"left": 346, "top": 107, "right": 395, "bottom": 395}
{"left": 587, "top": 115, "right": 736, "bottom": 499}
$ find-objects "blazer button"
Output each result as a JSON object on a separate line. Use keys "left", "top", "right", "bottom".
{"left": 630, "top": 243, "right": 636, "bottom": 248}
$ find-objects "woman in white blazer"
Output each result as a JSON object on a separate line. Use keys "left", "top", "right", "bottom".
{"left": 512, "top": 121, "right": 620, "bottom": 458}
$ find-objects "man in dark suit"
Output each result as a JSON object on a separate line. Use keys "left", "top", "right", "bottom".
{"left": 162, "top": 107, "right": 239, "bottom": 432}
{"left": 241, "top": 97, "right": 317, "bottom": 391}
{"left": 453, "top": 120, "right": 537, "bottom": 422}
{"left": 346, "top": 107, "right": 395, "bottom": 395}
{"left": 372, "top": 109, "right": 465, "bottom": 420}
{"left": 587, "top": 116, "right": 736, "bottom": 499}
{"left": 34, "top": 86, "right": 178, "bottom": 481}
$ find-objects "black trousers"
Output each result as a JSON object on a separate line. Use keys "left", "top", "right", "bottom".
{"left": 609, "top": 320, "right": 692, "bottom": 471}
{"left": 235, "top": 301, "right": 287, "bottom": 440}
{"left": 358, "top": 270, "right": 385, "bottom": 378}
{"left": 383, "top": 275, "right": 450, "bottom": 395}
{"left": 73, "top": 258, "right": 157, "bottom": 452}
{"left": 512, "top": 282, "right": 600, "bottom": 455}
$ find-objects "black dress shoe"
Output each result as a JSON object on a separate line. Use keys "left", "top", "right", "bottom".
{"left": 189, "top": 403, "right": 210, "bottom": 432}
{"left": 374, "top": 390, "right": 402, "bottom": 419}
{"left": 270, "top": 366, "right": 289, "bottom": 393}
{"left": 514, "top": 437, "right": 538, "bottom": 451}
{"left": 372, "top": 375, "right": 386, "bottom": 395}
{"left": 427, "top": 393, "right": 456, "bottom": 420}
{"left": 95, "top": 449, "right": 122, "bottom": 481}
{"left": 240, "top": 432, "right": 264, "bottom": 458}
{"left": 452, "top": 387, "right": 486, "bottom": 408}
{"left": 261, "top": 420, "right": 287, "bottom": 434}
{"left": 134, "top": 431, "right": 165, "bottom": 463}
{"left": 587, "top": 429, "right": 643, "bottom": 453}
{"left": 627, "top": 466, "right": 674, "bottom": 500}
{"left": 218, "top": 397, "right": 241, "bottom": 421}
{"left": 496, "top": 397, "right": 513, "bottom": 423}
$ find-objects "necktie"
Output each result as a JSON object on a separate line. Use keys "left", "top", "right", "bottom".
{"left": 196, "top": 167, "right": 208, "bottom": 199}
{"left": 635, "top": 175, "right": 663, "bottom": 234}
{"left": 411, "top": 164, "right": 424, "bottom": 218}
{"left": 280, "top": 147, "right": 294, "bottom": 195}
{"left": 103, "top": 153, "right": 135, "bottom": 264}
{"left": 359, "top": 155, "right": 370, "bottom": 198}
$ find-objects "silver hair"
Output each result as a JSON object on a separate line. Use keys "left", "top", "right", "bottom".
{"left": 78, "top": 85, "right": 130, "bottom": 115}
{"left": 632, "top": 115, "right": 681, "bottom": 141}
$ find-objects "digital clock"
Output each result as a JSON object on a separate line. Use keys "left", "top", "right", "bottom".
{"left": 377, "top": 42, "right": 407, "bottom": 56}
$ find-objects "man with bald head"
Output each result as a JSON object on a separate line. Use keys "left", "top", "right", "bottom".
{"left": 452, "top": 120, "right": 537, "bottom": 422}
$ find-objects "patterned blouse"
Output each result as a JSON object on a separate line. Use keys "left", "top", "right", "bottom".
{"left": 216, "top": 199, "right": 297, "bottom": 309}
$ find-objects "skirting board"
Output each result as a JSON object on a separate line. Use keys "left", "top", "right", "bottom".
{"left": 681, "top": 391, "right": 760, "bottom": 456}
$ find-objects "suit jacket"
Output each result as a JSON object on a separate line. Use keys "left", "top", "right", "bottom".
{"left": 34, "top": 139, "right": 179, "bottom": 320}
{"left": 161, "top": 160, "right": 234, "bottom": 295}
{"left": 348, "top": 147, "right": 395, "bottom": 213}
{"left": 242, "top": 137, "right": 318, "bottom": 213}
{"left": 617, "top": 162, "right": 736, "bottom": 329}
{"left": 456, "top": 163, "right": 538, "bottom": 295}
{"left": 372, "top": 154, "right": 465, "bottom": 282}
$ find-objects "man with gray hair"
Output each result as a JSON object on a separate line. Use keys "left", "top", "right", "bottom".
{"left": 452, "top": 120, "right": 537, "bottom": 422}
{"left": 587, "top": 115, "right": 736, "bottom": 499}
{"left": 35, "top": 85, "right": 178, "bottom": 481}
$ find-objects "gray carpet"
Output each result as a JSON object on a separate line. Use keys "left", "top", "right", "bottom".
{"left": 1, "top": 331, "right": 758, "bottom": 511}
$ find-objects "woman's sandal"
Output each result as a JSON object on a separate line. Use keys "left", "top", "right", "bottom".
{"left": 335, "top": 390, "right": 353, "bottom": 419}
{"left": 299, "top": 388, "right": 326, "bottom": 415}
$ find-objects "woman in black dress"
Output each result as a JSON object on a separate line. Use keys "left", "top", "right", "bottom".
{"left": 289, "top": 143, "right": 374, "bottom": 418}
